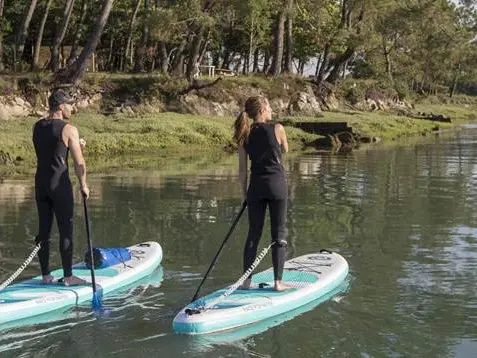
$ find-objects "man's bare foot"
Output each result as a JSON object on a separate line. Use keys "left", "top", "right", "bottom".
{"left": 238, "top": 278, "right": 252, "bottom": 290}
{"left": 274, "top": 280, "right": 293, "bottom": 291}
{"left": 41, "top": 275, "right": 55, "bottom": 284}
{"left": 63, "top": 275, "right": 88, "bottom": 286}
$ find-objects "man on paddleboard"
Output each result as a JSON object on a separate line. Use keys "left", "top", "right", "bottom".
{"left": 33, "top": 88, "right": 90, "bottom": 286}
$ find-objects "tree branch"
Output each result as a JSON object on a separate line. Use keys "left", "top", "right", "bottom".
{"left": 176, "top": 77, "right": 222, "bottom": 96}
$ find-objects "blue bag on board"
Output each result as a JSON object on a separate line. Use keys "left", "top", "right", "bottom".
{"left": 84, "top": 247, "right": 132, "bottom": 269}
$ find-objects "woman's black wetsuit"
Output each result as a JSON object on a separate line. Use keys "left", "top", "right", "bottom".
{"left": 33, "top": 119, "right": 74, "bottom": 278}
{"left": 243, "top": 122, "right": 287, "bottom": 281}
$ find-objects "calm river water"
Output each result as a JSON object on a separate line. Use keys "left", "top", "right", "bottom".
{"left": 1, "top": 128, "right": 477, "bottom": 357}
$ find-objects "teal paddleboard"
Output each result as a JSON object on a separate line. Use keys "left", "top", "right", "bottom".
{"left": 173, "top": 250, "right": 349, "bottom": 334}
{"left": 0, "top": 241, "right": 162, "bottom": 326}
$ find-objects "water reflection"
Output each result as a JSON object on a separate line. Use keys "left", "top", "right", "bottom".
{"left": 1, "top": 130, "right": 477, "bottom": 356}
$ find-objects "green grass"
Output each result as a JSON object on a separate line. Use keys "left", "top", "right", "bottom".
{"left": 282, "top": 110, "right": 454, "bottom": 140}
{"left": 2, "top": 102, "right": 473, "bottom": 178}
{"left": 413, "top": 102, "right": 477, "bottom": 122}
{"left": 0, "top": 111, "right": 316, "bottom": 178}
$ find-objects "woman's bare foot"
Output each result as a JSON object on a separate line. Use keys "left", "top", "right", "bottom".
{"left": 274, "top": 280, "right": 293, "bottom": 291}
{"left": 41, "top": 275, "right": 55, "bottom": 284}
{"left": 63, "top": 275, "right": 88, "bottom": 286}
{"left": 238, "top": 278, "right": 252, "bottom": 290}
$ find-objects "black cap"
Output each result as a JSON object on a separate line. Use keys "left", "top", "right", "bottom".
{"left": 48, "top": 89, "right": 74, "bottom": 111}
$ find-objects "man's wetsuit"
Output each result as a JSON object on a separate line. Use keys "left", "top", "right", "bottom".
{"left": 33, "top": 118, "right": 74, "bottom": 278}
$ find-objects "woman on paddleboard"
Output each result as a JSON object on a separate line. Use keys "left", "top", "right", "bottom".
{"left": 233, "top": 95, "right": 289, "bottom": 291}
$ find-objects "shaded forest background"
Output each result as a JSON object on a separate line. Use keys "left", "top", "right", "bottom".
{"left": 0, "top": 0, "right": 476, "bottom": 97}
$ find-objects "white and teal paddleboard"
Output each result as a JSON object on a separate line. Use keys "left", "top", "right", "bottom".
{"left": 0, "top": 241, "right": 162, "bottom": 326}
{"left": 173, "top": 249, "right": 349, "bottom": 335}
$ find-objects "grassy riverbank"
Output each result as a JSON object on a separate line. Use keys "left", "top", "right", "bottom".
{"left": 1, "top": 103, "right": 475, "bottom": 178}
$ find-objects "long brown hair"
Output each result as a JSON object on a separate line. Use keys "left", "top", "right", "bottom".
{"left": 233, "top": 96, "right": 268, "bottom": 146}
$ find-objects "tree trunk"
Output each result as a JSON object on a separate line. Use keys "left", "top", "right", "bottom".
{"left": 326, "top": 47, "right": 354, "bottom": 84}
{"left": 248, "top": 16, "right": 254, "bottom": 75}
{"left": 14, "top": 0, "right": 39, "bottom": 70}
{"left": 107, "top": 35, "right": 114, "bottom": 70}
{"left": 186, "top": 27, "right": 205, "bottom": 79}
{"left": 67, "top": 0, "right": 88, "bottom": 66}
{"left": 197, "top": 31, "right": 211, "bottom": 66}
{"left": 31, "top": 0, "right": 53, "bottom": 70}
{"left": 233, "top": 57, "right": 242, "bottom": 73}
{"left": 298, "top": 59, "right": 304, "bottom": 75}
{"left": 284, "top": 0, "right": 294, "bottom": 73}
{"left": 213, "top": 50, "right": 221, "bottom": 68}
{"left": 314, "top": 53, "right": 322, "bottom": 77}
{"left": 316, "top": 45, "right": 330, "bottom": 85}
{"left": 60, "top": 44, "right": 66, "bottom": 68}
{"left": 263, "top": 50, "right": 270, "bottom": 73}
{"left": 382, "top": 38, "right": 393, "bottom": 83}
{"left": 342, "top": 59, "right": 348, "bottom": 79}
{"left": 49, "top": 0, "right": 76, "bottom": 71}
{"left": 0, "top": 0, "right": 5, "bottom": 71}
{"left": 133, "top": 0, "right": 149, "bottom": 72}
{"left": 449, "top": 64, "right": 460, "bottom": 98}
{"left": 59, "top": 0, "right": 114, "bottom": 84}
{"left": 159, "top": 42, "right": 168, "bottom": 73}
{"left": 269, "top": 9, "right": 286, "bottom": 76}
{"left": 222, "top": 50, "right": 232, "bottom": 69}
{"left": 171, "top": 41, "right": 186, "bottom": 75}
{"left": 185, "top": 0, "right": 215, "bottom": 79}
{"left": 124, "top": 0, "right": 142, "bottom": 70}
{"left": 252, "top": 48, "right": 260, "bottom": 73}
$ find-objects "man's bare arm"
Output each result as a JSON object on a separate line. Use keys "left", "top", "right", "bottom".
{"left": 63, "top": 124, "right": 89, "bottom": 199}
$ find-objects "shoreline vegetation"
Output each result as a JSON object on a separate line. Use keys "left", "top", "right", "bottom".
{"left": 1, "top": 0, "right": 476, "bottom": 178}
{"left": 1, "top": 79, "right": 475, "bottom": 179}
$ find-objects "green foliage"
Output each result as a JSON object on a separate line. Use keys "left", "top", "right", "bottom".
{"left": 356, "top": 0, "right": 477, "bottom": 97}
{"left": 0, "top": 0, "right": 476, "bottom": 100}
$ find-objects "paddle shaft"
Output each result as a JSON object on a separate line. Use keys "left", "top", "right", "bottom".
{"left": 191, "top": 201, "right": 247, "bottom": 302}
{"left": 83, "top": 197, "right": 98, "bottom": 297}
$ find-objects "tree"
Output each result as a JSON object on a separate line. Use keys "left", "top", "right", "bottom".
{"left": 31, "top": 0, "right": 53, "bottom": 70}
{"left": 14, "top": 0, "right": 39, "bottom": 70}
{"left": 49, "top": 0, "right": 76, "bottom": 71}
{"left": 124, "top": 0, "right": 142, "bottom": 70}
{"left": 284, "top": 0, "right": 294, "bottom": 73}
{"left": 133, "top": 0, "right": 150, "bottom": 72}
{"left": 324, "top": 0, "right": 367, "bottom": 84}
{"left": 58, "top": 0, "right": 114, "bottom": 84}
{"left": 269, "top": 3, "right": 286, "bottom": 76}
{"left": 67, "top": 0, "right": 89, "bottom": 66}
{"left": 185, "top": 0, "right": 216, "bottom": 80}
{"left": 0, "top": 0, "right": 4, "bottom": 71}
{"left": 234, "top": 0, "right": 273, "bottom": 74}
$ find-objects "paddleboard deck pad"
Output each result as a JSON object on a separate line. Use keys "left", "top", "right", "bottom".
{"left": 0, "top": 241, "right": 162, "bottom": 325}
{"left": 173, "top": 250, "right": 349, "bottom": 334}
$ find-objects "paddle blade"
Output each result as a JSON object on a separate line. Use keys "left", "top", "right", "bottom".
{"left": 92, "top": 292, "right": 102, "bottom": 310}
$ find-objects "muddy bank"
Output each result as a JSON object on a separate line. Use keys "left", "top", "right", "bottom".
{"left": 0, "top": 74, "right": 417, "bottom": 120}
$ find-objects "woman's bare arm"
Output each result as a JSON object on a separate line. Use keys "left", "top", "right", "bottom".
{"left": 275, "top": 123, "right": 289, "bottom": 153}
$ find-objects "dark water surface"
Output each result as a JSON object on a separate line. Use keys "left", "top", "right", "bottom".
{"left": 1, "top": 129, "right": 477, "bottom": 357}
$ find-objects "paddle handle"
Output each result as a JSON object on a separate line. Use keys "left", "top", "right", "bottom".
{"left": 191, "top": 201, "right": 247, "bottom": 303}
{"left": 83, "top": 197, "right": 98, "bottom": 296}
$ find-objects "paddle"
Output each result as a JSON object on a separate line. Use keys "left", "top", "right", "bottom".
{"left": 191, "top": 201, "right": 247, "bottom": 303}
{"left": 83, "top": 195, "right": 102, "bottom": 310}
